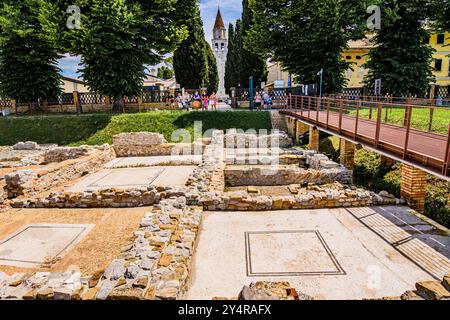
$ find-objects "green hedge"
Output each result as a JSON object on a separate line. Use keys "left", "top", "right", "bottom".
{"left": 0, "top": 111, "right": 272, "bottom": 146}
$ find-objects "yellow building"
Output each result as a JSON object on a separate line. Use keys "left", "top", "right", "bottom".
{"left": 343, "top": 39, "right": 373, "bottom": 88}
{"left": 343, "top": 32, "right": 450, "bottom": 91}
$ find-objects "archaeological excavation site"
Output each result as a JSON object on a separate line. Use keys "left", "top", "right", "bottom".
{"left": 0, "top": 114, "right": 449, "bottom": 302}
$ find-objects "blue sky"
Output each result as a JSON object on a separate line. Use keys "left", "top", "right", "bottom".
{"left": 60, "top": 0, "right": 242, "bottom": 78}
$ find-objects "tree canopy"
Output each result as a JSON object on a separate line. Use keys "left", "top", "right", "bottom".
{"left": 363, "top": 0, "right": 437, "bottom": 96}
{"left": 246, "top": 0, "right": 367, "bottom": 93}
{"left": 0, "top": 0, "right": 63, "bottom": 103}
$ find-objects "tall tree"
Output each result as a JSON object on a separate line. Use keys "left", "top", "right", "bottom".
{"left": 431, "top": 0, "right": 450, "bottom": 31}
{"left": 173, "top": 0, "right": 209, "bottom": 89}
{"left": 363, "top": 0, "right": 437, "bottom": 96}
{"left": 69, "top": 0, "right": 185, "bottom": 108}
{"left": 246, "top": 0, "right": 367, "bottom": 93}
{"left": 206, "top": 42, "right": 219, "bottom": 94}
{"left": 157, "top": 66, "right": 174, "bottom": 79}
{"left": 234, "top": 20, "right": 243, "bottom": 87}
{"left": 239, "top": 0, "right": 267, "bottom": 88}
{"left": 0, "top": 0, "right": 62, "bottom": 104}
{"left": 224, "top": 23, "right": 236, "bottom": 94}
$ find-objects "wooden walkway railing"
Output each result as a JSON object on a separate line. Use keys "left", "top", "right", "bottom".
{"left": 281, "top": 95, "right": 450, "bottom": 180}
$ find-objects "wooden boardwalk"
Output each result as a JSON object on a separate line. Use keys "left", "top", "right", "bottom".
{"left": 281, "top": 108, "right": 450, "bottom": 180}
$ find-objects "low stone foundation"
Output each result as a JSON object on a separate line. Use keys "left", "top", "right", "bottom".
{"left": 225, "top": 166, "right": 352, "bottom": 187}
{"left": 0, "top": 198, "right": 203, "bottom": 300}
{"left": 224, "top": 129, "right": 293, "bottom": 148}
{"left": 43, "top": 146, "right": 94, "bottom": 163}
{"left": 113, "top": 132, "right": 206, "bottom": 157}
{"left": 4, "top": 146, "right": 115, "bottom": 198}
{"left": 200, "top": 183, "right": 400, "bottom": 211}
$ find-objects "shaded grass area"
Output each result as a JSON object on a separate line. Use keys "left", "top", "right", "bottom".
{"left": 0, "top": 111, "right": 272, "bottom": 146}
{"left": 319, "top": 136, "right": 450, "bottom": 228}
{"left": 349, "top": 107, "right": 450, "bottom": 135}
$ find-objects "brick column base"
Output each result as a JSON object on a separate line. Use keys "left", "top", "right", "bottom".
{"left": 401, "top": 164, "right": 427, "bottom": 213}
{"left": 340, "top": 139, "right": 355, "bottom": 171}
{"left": 295, "top": 121, "right": 309, "bottom": 144}
{"left": 309, "top": 126, "right": 320, "bottom": 151}
{"left": 380, "top": 155, "right": 395, "bottom": 167}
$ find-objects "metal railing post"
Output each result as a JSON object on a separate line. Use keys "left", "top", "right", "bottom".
{"left": 308, "top": 96, "right": 311, "bottom": 119}
{"left": 354, "top": 99, "right": 360, "bottom": 140}
{"left": 403, "top": 105, "right": 412, "bottom": 160}
{"left": 326, "top": 98, "right": 330, "bottom": 129}
{"left": 443, "top": 124, "right": 450, "bottom": 176}
{"left": 429, "top": 107, "right": 434, "bottom": 132}
{"left": 374, "top": 102, "right": 382, "bottom": 147}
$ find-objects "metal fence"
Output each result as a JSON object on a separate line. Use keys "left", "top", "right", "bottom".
{"left": 282, "top": 95, "right": 450, "bottom": 178}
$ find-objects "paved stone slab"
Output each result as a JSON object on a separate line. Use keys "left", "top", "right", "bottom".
{"left": 0, "top": 224, "right": 93, "bottom": 268}
{"left": 104, "top": 156, "right": 203, "bottom": 169}
{"left": 246, "top": 231, "right": 344, "bottom": 276}
{"left": 186, "top": 206, "right": 450, "bottom": 300}
{"left": 67, "top": 166, "right": 196, "bottom": 192}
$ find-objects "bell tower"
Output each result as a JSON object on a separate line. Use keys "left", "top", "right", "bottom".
{"left": 212, "top": 7, "right": 227, "bottom": 97}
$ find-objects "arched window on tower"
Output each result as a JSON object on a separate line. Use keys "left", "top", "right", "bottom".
{"left": 215, "top": 43, "right": 219, "bottom": 51}
{"left": 221, "top": 43, "right": 225, "bottom": 51}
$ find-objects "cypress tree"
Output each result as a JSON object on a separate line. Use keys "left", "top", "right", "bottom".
{"left": 234, "top": 20, "right": 243, "bottom": 87}
{"left": 363, "top": 1, "right": 437, "bottom": 96}
{"left": 0, "top": 0, "right": 62, "bottom": 104}
{"left": 173, "top": 0, "right": 209, "bottom": 89}
{"left": 224, "top": 23, "right": 236, "bottom": 94}
{"left": 206, "top": 42, "right": 219, "bottom": 94}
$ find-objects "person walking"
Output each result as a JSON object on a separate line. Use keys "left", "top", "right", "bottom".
{"left": 193, "top": 91, "right": 201, "bottom": 110}
{"left": 202, "top": 94, "right": 208, "bottom": 112}
{"left": 263, "top": 92, "right": 270, "bottom": 110}
{"left": 255, "top": 92, "right": 262, "bottom": 111}
{"left": 176, "top": 93, "right": 184, "bottom": 110}
{"left": 209, "top": 92, "right": 217, "bottom": 111}
{"left": 183, "top": 93, "right": 191, "bottom": 111}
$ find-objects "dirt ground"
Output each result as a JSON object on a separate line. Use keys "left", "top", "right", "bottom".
{"left": 0, "top": 207, "right": 148, "bottom": 276}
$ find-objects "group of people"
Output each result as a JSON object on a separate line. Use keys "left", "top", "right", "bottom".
{"left": 174, "top": 91, "right": 217, "bottom": 111}
{"left": 253, "top": 91, "right": 273, "bottom": 111}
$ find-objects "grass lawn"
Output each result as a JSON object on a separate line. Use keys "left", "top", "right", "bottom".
{"left": 0, "top": 110, "right": 272, "bottom": 146}
{"left": 349, "top": 106, "right": 450, "bottom": 135}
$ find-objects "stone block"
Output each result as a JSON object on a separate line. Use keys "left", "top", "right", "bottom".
{"left": 415, "top": 281, "right": 450, "bottom": 300}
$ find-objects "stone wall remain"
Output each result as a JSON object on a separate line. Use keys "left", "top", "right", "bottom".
{"left": 201, "top": 183, "right": 400, "bottom": 211}
{"left": 0, "top": 198, "right": 203, "bottom": 300}
{"left": 44, "top": 146, "right": 93, "bottom": 163}
{"left": 5, "top": 147, "right": 115, "bottom": 198}
{"left": 113, "top": 132, "right": 206, "bottom": 157}
{"left": 224, "top": 129, "right": 293, "bottom": 149}
{"left": 225, "top": 166, "right": 352, "bottom": 187}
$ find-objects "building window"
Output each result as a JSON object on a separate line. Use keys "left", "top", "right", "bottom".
{"left": 437, "top": 34, "right": 445, "bottom": 44}
{"left": 424, "top": 34, "right": 430, "bottom": 44}
{"left": 221, "top": 43, "right": 225, "bottom": 51}
{"left": 345, "top": 56, "right": 352, "bottom": 60}
{"left": 434, "top": 59, "right": 442, "bottom": 71}
{"left": 215, "top": 43, "right": 219, "bottom": 51}
{"left": 356, "top": 56, "right": 362, "bottom": 60}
